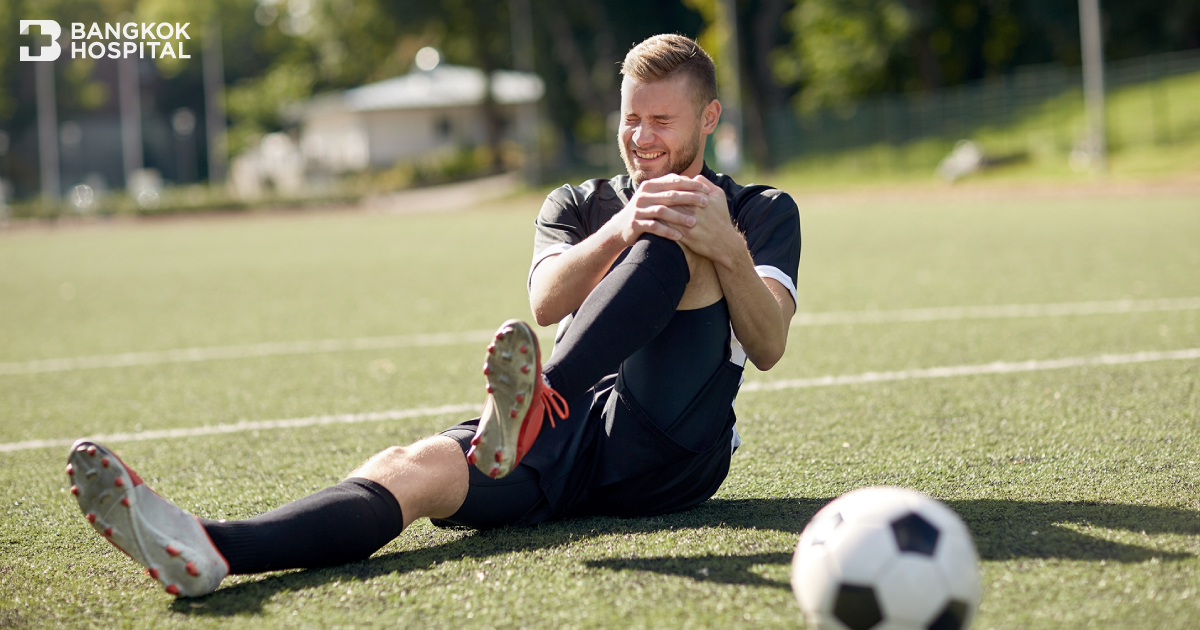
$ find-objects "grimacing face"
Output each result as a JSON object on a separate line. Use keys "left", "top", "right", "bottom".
{"left": 618, "top": 74, "right": 708, "bottom": 187}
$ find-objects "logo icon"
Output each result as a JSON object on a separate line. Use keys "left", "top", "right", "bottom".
{"left": 20, "top": 20, "right": 62, "bottom": 61}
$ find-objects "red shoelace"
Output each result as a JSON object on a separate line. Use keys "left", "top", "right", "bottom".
{"left": 539, "top": 383, "right": 569, "bottom": 427}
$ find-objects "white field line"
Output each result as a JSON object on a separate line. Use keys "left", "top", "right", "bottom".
{"left": 0, "top": 330, "right": 502, "bottom": 376}
{"left": 2, "top": 348, "right": 1196, "bottom": 454}
{"left": 0, "top": 403, "right": 483, "bottom": 453}
{"left": 2, "top": 297, "right": 1197, "bottom": 377}
{"left": 791, "top": 296, "right": 1200, "bottom": 326}
{"left": 740, "top": 347, "right": 1200, "bottom": 392}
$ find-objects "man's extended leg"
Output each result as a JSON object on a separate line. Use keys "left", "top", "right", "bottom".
{"left": 203, "top": 435, "right": 468, "bottom": 573}
{"left": 69, "top": 434, "right": 469, "bottom": 596}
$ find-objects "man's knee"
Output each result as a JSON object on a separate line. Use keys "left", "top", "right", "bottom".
{"left": 631, "top": 233, "right": 688, "bottom": 270}
{"left": 354, "top": 437, "right": 461, "bottom": 481}
{"left": 351, "top": 436, "right": 468, "bottom": 525}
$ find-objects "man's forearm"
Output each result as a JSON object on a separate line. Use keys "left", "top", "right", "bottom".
{"left": 713, "top": 242, "right": 791, "bottom": 371}
{"left": 529, "top": 228, "right": 628, "bottom": 326}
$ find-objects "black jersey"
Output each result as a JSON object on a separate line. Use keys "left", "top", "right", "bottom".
{"left": 530, "top": 163, "right": 801, "bottom": 314}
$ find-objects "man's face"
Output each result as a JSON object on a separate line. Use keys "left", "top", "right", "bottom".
{"left": 618, "top": 74, "right": 706, "bottom": 187}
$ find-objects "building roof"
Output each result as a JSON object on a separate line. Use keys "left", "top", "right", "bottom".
{"left": 294, "top": 65, "right": 544, "bottom": 118}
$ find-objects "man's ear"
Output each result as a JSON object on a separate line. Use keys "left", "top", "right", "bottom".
{"left": 701, "top": 99, "right": 721, "bottom": 134}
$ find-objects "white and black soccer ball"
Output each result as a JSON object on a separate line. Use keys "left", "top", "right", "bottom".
{"left": 790, "top": 486, "right": 981, "bottom": 630}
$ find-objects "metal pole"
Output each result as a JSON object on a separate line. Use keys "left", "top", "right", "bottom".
{"left": 203, "top": 20, "right": 228, "bottom": 184}
{"left": 510, "top": 0, "right": 540, "bottom": 185}
{"left": 36, "top": 60, "right": 60, "bottom": 200}
{"left": 117, "top": 54, "right": 143, "bottom": 190}
{"left": 715, "top": 0, "right": 742, "bottom": 173}
{"left": 1078, "top": 0, "right": 1106, "bottom": 173}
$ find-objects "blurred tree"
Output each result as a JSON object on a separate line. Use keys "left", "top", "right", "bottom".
{"left": 771, "top": 0, "right": 1200, "bottom": 114}
{"left": 772, "top": 0, "right": 912, "bottom": 111}
{"left": 3, "top": 0, "right": 1198, "bottom": 197}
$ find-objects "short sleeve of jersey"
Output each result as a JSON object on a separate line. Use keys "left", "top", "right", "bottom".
{"left": 738, "top": 188, "right": 801, "bottom": 297}
{"left": 533, "top": 186, "right": 588, "bottom": 258}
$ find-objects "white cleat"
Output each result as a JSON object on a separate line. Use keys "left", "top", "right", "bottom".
{"left": 67, "top": 440, "right": 228, "bottom": 597}
{"left": 468, "top": 320, "right": 568, "bottom": 479}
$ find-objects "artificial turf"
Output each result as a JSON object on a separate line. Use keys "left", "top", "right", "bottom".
{"left": 0, "top": 185, "right": 1197, "bottom": 628}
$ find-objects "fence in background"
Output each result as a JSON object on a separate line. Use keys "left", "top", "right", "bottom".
{"left": 767, "top": 48, "right": 1200, "bottom": 168}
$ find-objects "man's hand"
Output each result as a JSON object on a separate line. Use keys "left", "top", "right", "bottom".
{"left": 529, "top": 174, "right": 710, "bottom": 326}
{"left": 597, "top": 174, "right": 710, "bottom": 248}
{"left": 674, "top": 174, "right": 743, "bottom": 269}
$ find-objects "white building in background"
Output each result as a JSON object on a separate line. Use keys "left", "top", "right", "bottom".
{"left": 289, "top": 63, "right": 545, "bottom": 174}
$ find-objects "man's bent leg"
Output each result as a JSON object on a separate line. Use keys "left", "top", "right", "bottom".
{"left": 543, "top": 234, "right": 692, "bottom": 402}
{"left": 544, "top": 233, "right": 725, "bottom": 402}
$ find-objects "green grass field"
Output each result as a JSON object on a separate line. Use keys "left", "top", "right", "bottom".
{"left": 1, "top": 184, "right": 1198, "bottom": 628}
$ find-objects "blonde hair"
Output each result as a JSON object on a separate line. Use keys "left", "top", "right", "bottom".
{"left": 620, "top": 34, "right": 718, "bottom": 112}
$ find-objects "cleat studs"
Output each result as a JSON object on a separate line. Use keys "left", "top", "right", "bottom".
{"left": 104, "top": 527, "right": 113, "bottom": 537}
{"left": 509, "top": 408, "right": 518, "bottom": 418}
{"left": 70, "top": 485, "right": 79, "bottom": 495}
{"left": 148, "top": 568, "right": 160, "bottom": 580}
{"left": 186, "top": 562, "right": 199, "bottom": 577}
{"left": 100, "top": 457, "right": 110, "bottom": 468}
{"left": 489, "top": 465, "right": 501, "bottom": 478}
{"left": 487, "top": 344, "right": 495, "bottom": 354}
{"left": 494, "top": 449, "right": 503, "bottom": 463}
{"left": 86, "top": 446, "right": 97, "bottom": 457}
{"left": 66, "top": 464, "right": 74, "bottom": 475}
{"left": 113, "top": 477, "right": 124, "bottom": 488}
{"left": 121, "top": 497, "right": 130, "bottom": 507}
{"left": 482, "top": 365, "right": 490, "bottom": 376}
{"left": 486, "top": 384, "right": 494, "bottom": 393}
{"left": 520, "top": 364, "right": 531, "bottom": 374}
{"left": 76, "top": 445, "right": 88, "bottom": 453}
{"left": 86, "top": 513, "right": 96, "bottom": 523}
{"left": 470, "top": 435, "right": 481, "bottom": 446}
{"left": 466, "top": 448, "right": 477, "bottom": 465}
{"left": 166, "top": 545, "right": 181, "bottom": 557}
{"left": 520, "top": 345, "right": 528, "bottom": 354}
{"left": 165, "top": 584, "right": 180, "bottom": 596}
{"left": 515, "top": 393, "right": 525, "bottom": 404}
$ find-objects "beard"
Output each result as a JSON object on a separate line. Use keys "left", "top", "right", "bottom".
{"left": 620, "top": 126, "right": 703, "bottom": 187}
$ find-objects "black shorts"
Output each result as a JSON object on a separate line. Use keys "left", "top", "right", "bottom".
{"left": 436, "top": 302, "right": 743, "bottom": 529}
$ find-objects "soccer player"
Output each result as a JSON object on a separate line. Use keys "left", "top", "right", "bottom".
{"left": 65, "top": 34, "right": 800, "bottom": 597}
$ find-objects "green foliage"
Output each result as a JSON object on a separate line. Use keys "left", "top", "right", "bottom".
{"left": 224, "top": 63, "right": 314, "bottom": 156}
{"left": 774, "top": 0, "right": 912, "bottom": 111}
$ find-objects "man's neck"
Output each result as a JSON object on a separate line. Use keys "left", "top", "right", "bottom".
{"left": 680, "top": 139, "right": 709, "bottom": 179}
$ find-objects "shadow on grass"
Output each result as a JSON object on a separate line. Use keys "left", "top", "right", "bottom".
{"left": 172, "top": 497, "right": 1199, "bottom": 616}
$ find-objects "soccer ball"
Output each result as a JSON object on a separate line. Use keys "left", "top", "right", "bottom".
{"left": 790, "top": 487, "right": 981, "bottom": 630}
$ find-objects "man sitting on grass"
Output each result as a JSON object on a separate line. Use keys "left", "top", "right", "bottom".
{"left": 66, "top": 34, "right": 800, "bottom": 597}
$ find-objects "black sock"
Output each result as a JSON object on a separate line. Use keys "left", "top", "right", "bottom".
{"left": 202, "top": 478, "right": 404, "bottom": 574}
{"left": 543, "top": 234, "right": 690, "bottom": 402}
